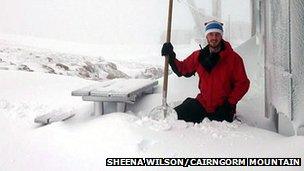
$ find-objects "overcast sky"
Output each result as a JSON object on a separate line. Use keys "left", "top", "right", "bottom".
{"left": 0, "top": 0, "right": 250, "bottom": 45}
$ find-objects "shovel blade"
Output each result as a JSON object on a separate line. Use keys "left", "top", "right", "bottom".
{"left": 149, "top": 105, "right": 177, "bottom": 121}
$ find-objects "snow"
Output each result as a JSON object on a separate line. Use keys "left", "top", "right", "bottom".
{"left": 0, "top": 60, "right": 304, "bottom": 170}
{"left": 0, "top": 42, "right": 164, "bottom": 80}
{"left": 0, "top": 0, "right": 304, "bottom": 170}
{"left": 82, "top": 79, "right": 157, "bottom": 94}
{"left": 234, "top": 35, "right": 273, "bottom": 130}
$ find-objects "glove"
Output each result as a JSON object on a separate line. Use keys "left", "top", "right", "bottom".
{"left": 213, "top": 101, "right": 236, "bottom": 122}
{"left": 161, "top": 42, "right": 176, "bottom": 59}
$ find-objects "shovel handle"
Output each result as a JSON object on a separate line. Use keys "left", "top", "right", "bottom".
{"left": 162, "top": 0, "right": 174, "bottom": 108}
{"left": 166, "top": 0, "right": 173, "bottom": 42}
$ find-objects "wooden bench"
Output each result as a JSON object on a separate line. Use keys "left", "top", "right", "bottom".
{"left": 71, "top": 79, "right": 158, "bottom": 115}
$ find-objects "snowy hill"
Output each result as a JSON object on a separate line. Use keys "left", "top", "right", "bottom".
{"left": 0, "top": 43, "right": 164, "bottom": 81}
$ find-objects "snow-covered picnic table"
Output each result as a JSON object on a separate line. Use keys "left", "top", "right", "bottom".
{"left": 72, "top": 78, "right": 158, "bottom": 115}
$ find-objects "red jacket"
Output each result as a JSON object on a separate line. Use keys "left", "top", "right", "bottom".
{"left": 173, "top": 41, "right": 250, "bottom": 113}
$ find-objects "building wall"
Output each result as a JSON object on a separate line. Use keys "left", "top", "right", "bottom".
{"left": 290, "top": 0, "right": 304, "bottom": 132}
{"left": 255, "top": 0, "right": 304, "bottom": 135}
{"left": 265, "top": 0, "right": 291, "bottom": 118}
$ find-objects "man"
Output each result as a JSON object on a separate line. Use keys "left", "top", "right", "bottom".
{"left": 161, "top": 20, "right": 250, "bottom": 123}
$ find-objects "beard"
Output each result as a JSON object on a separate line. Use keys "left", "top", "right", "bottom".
{"left": 208, "top": 40, "right": 221, "bottom": 49}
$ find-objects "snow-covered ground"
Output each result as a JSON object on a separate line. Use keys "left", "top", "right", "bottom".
{"left": 0, "top": 39, "right": 304, "bottom": 170}
{"left": 0, "top": 0, "right": 303, "bottom": 170}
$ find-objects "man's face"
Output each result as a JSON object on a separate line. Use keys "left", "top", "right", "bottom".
{"left": 206, "top": 32, "right": 222, "bottom": 48}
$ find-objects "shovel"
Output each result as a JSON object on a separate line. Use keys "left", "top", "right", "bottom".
{"left": 149, "top": 0, "right": 177, "bottom": 121}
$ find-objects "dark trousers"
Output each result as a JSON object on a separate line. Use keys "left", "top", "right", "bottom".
{"left": 174, "top": 98, "right": 233, "bottom": 123}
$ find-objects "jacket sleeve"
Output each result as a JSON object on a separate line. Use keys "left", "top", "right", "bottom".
{"left": 169, "top": 51, "right": 198, "bottom": 77}
{"left": 227, "top": 54, "right": 250, "bottom": 105}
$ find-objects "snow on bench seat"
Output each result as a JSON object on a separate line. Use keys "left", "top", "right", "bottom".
{"left": 72, "top": 79, "right": 158, "bottom": 115}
